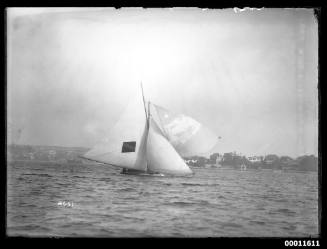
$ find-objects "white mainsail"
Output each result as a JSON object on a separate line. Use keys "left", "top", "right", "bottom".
{"left": 83, "top": 86, "right": 217, "bottom": 176}
{"left": 149, "top": 103, "right": 217, "bottom": 157}
{"left": 82, "top": 93, "right": 148, "bottom": 171}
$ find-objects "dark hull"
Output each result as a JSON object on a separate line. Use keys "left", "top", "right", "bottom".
{"left": 120, "top": 168, "right": 164, "bottom": 176}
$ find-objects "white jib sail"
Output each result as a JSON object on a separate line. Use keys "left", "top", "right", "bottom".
{"left": 149, "top": 103, "right": 218, "bottom": 157}
{"left": 83, "top": 91, "right": 148, "bottom": 171}
{"left": 146, "top": 116, "right": 193, "bottom": 176}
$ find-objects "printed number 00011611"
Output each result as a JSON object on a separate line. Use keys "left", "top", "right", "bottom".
{"left": 285, "top": 240, "right": 320, "bottom": 246}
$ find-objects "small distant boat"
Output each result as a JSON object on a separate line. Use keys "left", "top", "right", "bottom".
{"left": 82, "top": 84, "right": 217, "bottom": 177}
{"left": 240, "top": 164, "right": 247, "bottom": 171}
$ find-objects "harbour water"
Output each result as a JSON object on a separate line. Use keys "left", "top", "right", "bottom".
{"left": 7, "top": 161, "right": 319, "bottom": 237}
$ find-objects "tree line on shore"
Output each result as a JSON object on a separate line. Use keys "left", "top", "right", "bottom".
{"left": 7, "top": 144, "right": 88, "bottom": 163}
{"left": 183, "top": 152, "right": 318, "bottom": 171}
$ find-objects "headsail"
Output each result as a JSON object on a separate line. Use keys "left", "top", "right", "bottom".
{"left": 149, "top": 103, "right": 217, "bottom": 157}
{"left": 146, "top": 116, "right": 193, "bottom": 176}
{"left": 82, "top": 91, "right": 148, "bottom": 171}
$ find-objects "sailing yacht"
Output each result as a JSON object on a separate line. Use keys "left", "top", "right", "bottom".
{"left": 82, "top": 84, "right": 217, "bottom": 176}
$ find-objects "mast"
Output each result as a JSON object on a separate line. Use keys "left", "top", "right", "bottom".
{"left": 140, "top": 82, "right": 148, "bottom": 121}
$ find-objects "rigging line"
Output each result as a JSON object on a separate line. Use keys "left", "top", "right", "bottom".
{"left": 80, "top": 150, "right": 118, "bottom": 158}
{"left": 79, "top": 156, "right": 146, "bottom": 171}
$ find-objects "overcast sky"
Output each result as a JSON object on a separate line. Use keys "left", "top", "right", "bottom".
{"left": 7, "top": 8, "right": 318, "bottom": 157}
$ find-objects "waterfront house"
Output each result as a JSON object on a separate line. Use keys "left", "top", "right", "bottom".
{"left": 247, "top": 156, "right": 262, "bottom": 163}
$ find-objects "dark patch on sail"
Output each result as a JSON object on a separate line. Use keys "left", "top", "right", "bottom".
{"left": 122, "top": 141, "right": 136, "bottom": 153}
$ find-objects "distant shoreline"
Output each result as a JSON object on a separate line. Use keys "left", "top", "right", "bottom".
{"left": 7, "top": 144, "right": 318, "bottom": 172}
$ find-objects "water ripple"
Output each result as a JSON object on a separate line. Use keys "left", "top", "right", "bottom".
{"left": 7, "top": 163, "right": 318, "bottom": 237}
